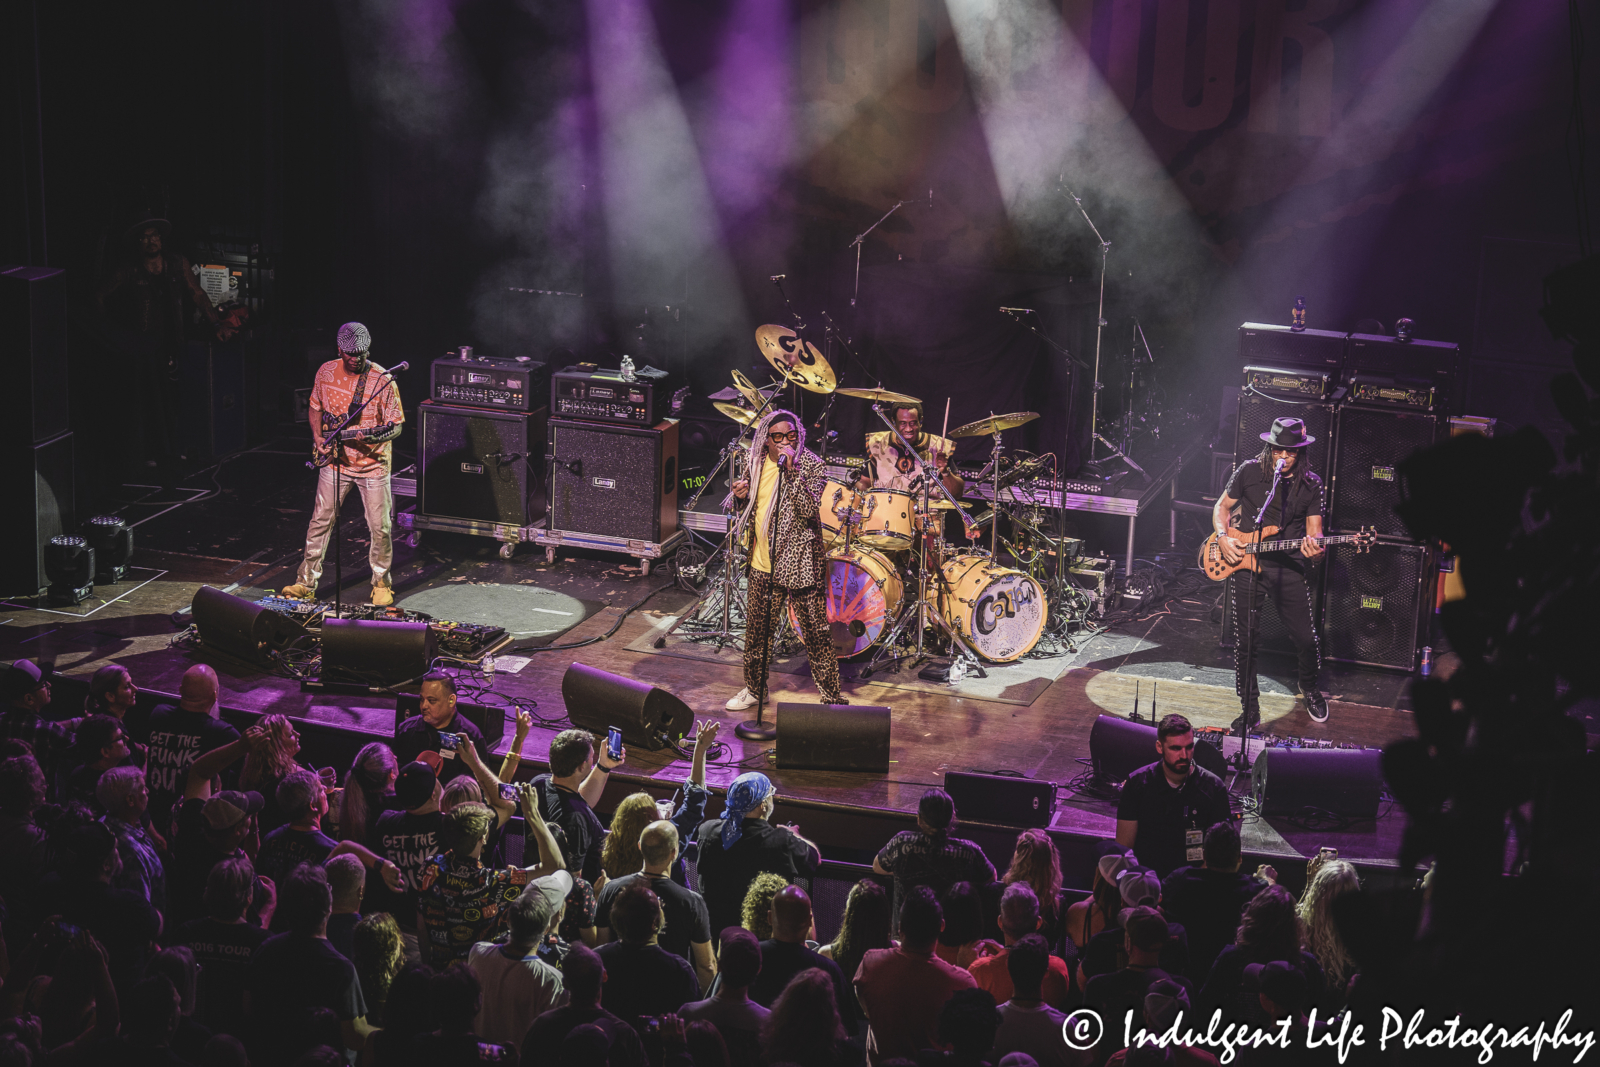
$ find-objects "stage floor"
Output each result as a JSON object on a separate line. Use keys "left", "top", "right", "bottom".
{"left": 4, "top": 449, "right": 1435, "bottom": 885}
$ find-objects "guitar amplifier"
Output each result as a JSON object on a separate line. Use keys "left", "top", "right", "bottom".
{"left": 1347, "top": 374, "right": 1436, "bottom": 410}
{"left": 1238, "top": 322, "right": 1346, "bottom": 372}
{"left": 1347, "top": 333, "right": 1460, "bottom": 412}
{"left": 1243, "top": 364, "right": 1335, "bottom": 400}
{"left": 431, "top": 353, "right": 548, "bottom": 412}
{"left": 551, "top": 365, "right": 659, "bottom": 425}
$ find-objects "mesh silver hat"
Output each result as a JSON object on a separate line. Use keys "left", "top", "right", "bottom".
{"left": 336, "top": 322, "right": 372, "bottom": 355}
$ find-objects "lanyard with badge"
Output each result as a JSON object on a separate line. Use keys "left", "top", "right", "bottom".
{"left": 1184, "top": 801, "right": 1204, "bottom": 864}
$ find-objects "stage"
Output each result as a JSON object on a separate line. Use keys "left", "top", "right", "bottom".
{"left": 2, "top": 459, "right": 1432, "bottom": 897}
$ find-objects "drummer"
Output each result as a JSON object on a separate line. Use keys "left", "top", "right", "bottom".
{"left": 853, "top": 401, "right": 965, "bottom": 501}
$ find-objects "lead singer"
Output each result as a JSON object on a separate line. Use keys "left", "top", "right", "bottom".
{"left": 724, "top": 410, "right": 844, "bottom": 712}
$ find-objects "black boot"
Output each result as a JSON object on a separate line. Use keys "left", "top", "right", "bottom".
{"left": 1304, "top": 690, "right": 1329, "bottom": 723}
{"left": 1230, "top": 705, "right": 1261, "bottom": 737}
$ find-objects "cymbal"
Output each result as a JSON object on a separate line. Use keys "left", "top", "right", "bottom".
{"left": 925, "top": 498, "right": 973, "bottom": 510}
{"left": 713, "top": 401, "right": 759, "bottom": 427}
{"left": 834, "top": 386, "right": 921, "bottom": 404}
{"left": 730, "top": 370, "right": 777, "bottom": 411}
{"left": 948, "top": 411, "right": 1040, "bottom": 438}
{"left": 754, "top": 324, "right": 837, "bottom": 394}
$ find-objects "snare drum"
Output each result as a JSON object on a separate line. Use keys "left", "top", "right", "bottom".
{"left": 937, "top": 554, "right": 1047, "bottom": 663}
{"left": 856, "top": 488, "right": 916, "bottom": 550}
{"left": 789, "top": 545, "right": 904, "bottom": 658}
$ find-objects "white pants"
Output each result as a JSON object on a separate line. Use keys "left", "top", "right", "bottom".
{"left": 296, "top": 465, "right": 393, "bottom": 590}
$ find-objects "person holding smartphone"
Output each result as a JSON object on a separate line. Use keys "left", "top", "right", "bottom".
{"left": 393, "top": 674, "right": 490, "bottom": 784}
{"left": 530, "top": 728, "right": 627, "bottom": 884}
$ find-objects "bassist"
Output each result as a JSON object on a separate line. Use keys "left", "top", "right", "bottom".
{"left": 1212, "top": 417, "right": 1328, "bottom": 732}
{"left": 282, "top": 323, "right": 405, "bottom": 607}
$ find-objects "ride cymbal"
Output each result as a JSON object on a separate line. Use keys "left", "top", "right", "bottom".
{"left": 948, "top": 411, "right": 1040, "bottom": 438}
{"left": 834, "top": 386, "right": 922, "bottom": 405}
{"left": 730, "top": 369, "right": 779, "bottom": 411}
{"left": 713, "top": 401, "right": 760, "bottom": 426}
{"left": 754, "top": 324, "right": 837, "bottom": 394}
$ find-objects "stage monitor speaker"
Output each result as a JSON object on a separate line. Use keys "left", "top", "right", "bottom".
{"left": 192, "top": 585, "right": 311, "bottom": 668}
{"left": 561, "top": 662, "right": 693, "bottom": 751}
{"left": 1238, "top": 322, "right": 1346, "bottom": 373}
{"left": 1322, "top": 541, "right": 1433, "bottom": 671}
{"left": 1089, "top": 714, "right": 1230, "bottom": 784}
{"left": 1218, "top": 568, "right": 1325, "bottom": 655}
{"left": 944, "top": 769, "right": 1056, "bottom": 828}
{"left": 1, "top": 266, "right": 69, "bottom": 445}
{"left": 1250, "top": 746, "right": 1383, "bottom": 820}
{"left": 775, "top": 703, "right": 891, "bottom": 773}
{"left": 547, "top": 418, "right": 679, "bottom": 543}
{"left": 1328, "top": 405, "right": 1440, "bottom": 537}
{"left": 1, "top": 430, "right": 73, "bottom": 597}
{"left": 419, "top": 400, "right": 549, "bottom": 527}
{"left": 320, "top": 618, "right": 438, "bottom": 688}
{"left": 395, "top": 693, "right": 507, "bottom": 750}
{"left": 1233, "top": 392, "right": 1333, "bottom": 478}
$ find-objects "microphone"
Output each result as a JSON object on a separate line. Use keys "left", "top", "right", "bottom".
{"left": 999, "top": 307, "right": 1034, "bottom": 314}
{"left": 386, "top": 361, "right": 410, "bottom": 373}
{"left": 1274, "top": 457, "right": 1286, "bottom": 473}
{"left": 777, "top": 452, "right": 791, "bottom": 471}
{"left": 769, "top": 274, "right": 786, "bottom": 283}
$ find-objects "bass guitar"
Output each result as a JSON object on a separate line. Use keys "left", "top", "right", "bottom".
{"left": 309, "top": 422, "right": 399, "bottom": 469}
{"left": 1198, "top": 524, "right": 1377, "bottom": 582}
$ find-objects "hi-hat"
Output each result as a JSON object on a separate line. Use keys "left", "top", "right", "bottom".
{"left": 835, "top": 386, "right": 921, "bottom": 404}
{"left": 754, "top": 324, "right": 837, "bottom": 394}
{"left": 731, "top": 370, "right": 778, "bottom": 411}
{"left": 713, "top": 401, "right": 760, "bottom": 426}
{"left": 948, "top": 412, "right": 1040, "bottom": 438}
{"left": 925, "top": 498, "right": 973, "bottom": 510}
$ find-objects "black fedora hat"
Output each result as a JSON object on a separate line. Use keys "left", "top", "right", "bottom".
{"left": 1259, "top": 417, "right": 1316, "bottom": 448}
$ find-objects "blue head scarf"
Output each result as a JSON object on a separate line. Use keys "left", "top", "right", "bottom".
{"left": 719, "top": 772, "right": 775, "bottom": 850}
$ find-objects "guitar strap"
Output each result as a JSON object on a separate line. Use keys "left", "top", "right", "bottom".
{"left": 336, "top": 367, "right": 372, "bottom": 464}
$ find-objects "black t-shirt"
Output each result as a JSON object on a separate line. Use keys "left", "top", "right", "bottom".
{"left": 595, "top": 872, "right": 712, "bottom": 963}
{"left": 1225, "top": 462, "right": 1325, "bottom": 555}
{"left": 369, "top": 807, "right": 443, "bottom": 929}
{"left": 521, "top": 1005, "right": 647, "bottom": 1067}
{"left": 327, "top": 911, "right": 360, "bottom": 962}
{"left": 394, "top": 712, "right": 489, "bottom": 785}
{"left": 179, "top": 917, "right": 269, "bottom": 1036}
{"left": 750, "top": 939, "right": 858, "bottom": 1030}
{"left": 246, "top": 931, "right": 368, "bottom": 1049}
{"left": 256, "top": 824, "right": 338, "bottom": 883}
{"left": 1084, "top": 966, "right": 1195, "bottom": 1048}
{"left": 531, "top": 776, "right": 605, "bottom": 883}
{"left": 410, "top": 1032, "right": 515, "bottom": 1064}
{"left": 1115, "top": 763, "right": 1232, "bottom": 878}
{"left": 60, "top": 879, "right": 163, "bottom": 994}
{"left": 1159, "top": 865, "right": 1265, "bottom": 983}
{"left": 1080, "top": 921, "right": 1191, "bottom": 982}
{"left": 593, "top": 941, "right": 701, "bottom": 1029}
{"left": 693, "top": 818, "right": 820, "bottom": 940}
{"left": 169, "top": 798, "right": 237, "bottom": 930}
{"left": 132, "top": 705, "right": 241, "bottom": 829}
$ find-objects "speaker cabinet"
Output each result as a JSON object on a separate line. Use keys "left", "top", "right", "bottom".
{"left": 1, "top": 431, "right": 73, "bottom": 597}
{"left": 320, "top": 618, "right": 438, "bottom": 687}
{"left": 1322, "top": 541, "right": 1433, "bottom": 671}
{"left": 944, "top": 769, "right": 1055, "bottom": 828}
{"left": 192, "top": 585, "right": 311, "bottom": 668}
{"left": 1218, "top": 569, "right": 1325, "bottom": 655}
{"left": 395, "top": 694, "right": 507, "bottom": 750}
{"left": 1250, "top": 746, "right": 1383, "bottom": 820}
{"left": 1238, "top": 322, "right": 1346, "bottom": 372}
{"left": 561, "top": 662, "right": 693, "bottom": 751}
{"left": 1328, "top": 406, "right": 1440, "bottom": 537}
{"left": 1, "top": 266, "right": 68, "bottom": 445}
{"left": 419, "top": 400, "right": 548, "bottom": 526}
{"left": 775, "top": 703, "right": 891, "bottom": 772}
{"left": 1233, "top": 392, "right": 1334, "bottom": 479}
{"left": 547, "top": 418, "right": 679, "bottom": 543}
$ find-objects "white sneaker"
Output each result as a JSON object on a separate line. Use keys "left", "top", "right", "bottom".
{"left": 725, "top": 687, "right": 759, "bottom": 712}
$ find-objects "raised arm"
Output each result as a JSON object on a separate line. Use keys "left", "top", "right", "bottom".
{"left": 327, "top": 840, "right": 404, "bottom": 891}
{"left": 499, "top": 708, "right": 532, "bottom": 781}
{"left": 184, "top": 736, "right": 251, "bottom": 801}
{"left": 518, "top": 785, "right": 565, "bottom": 878}
{"left": 458, "top": 736, "right": 515, "bottom": 826}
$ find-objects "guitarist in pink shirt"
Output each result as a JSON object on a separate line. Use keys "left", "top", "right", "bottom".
{"left": 1210, "top": 418, "right": 1329, "bottom": 733}
{"left": 282, "top": 322, "right": 405, "bottom": 607}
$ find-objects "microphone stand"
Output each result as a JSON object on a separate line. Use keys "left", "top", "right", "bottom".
{"left": 738, "top": 439, "right": 791, "bottom": 742}
{"left": 307, "top": 362, "right": 405, "bottom": 620}
{"left": 849, "top": 200, "right": 910, "bottom": 309}
{"left": 1000, "top": 305, "right": 1092, "bottom": 484}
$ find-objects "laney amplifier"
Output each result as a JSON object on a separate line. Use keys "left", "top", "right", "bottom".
{"left": 551, "top": 365, "right": 659, "bottom": 425}
{"left": 1243, "top": 364, "right": 1335, "bottom": 400}
{"left": 431, "top": 353, "right": 549, "bottom": 412}
{"left": 1347, "top": 373, "right": 1437, "bottom": 410}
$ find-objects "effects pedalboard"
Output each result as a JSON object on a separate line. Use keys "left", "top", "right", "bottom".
{"left": 260, "top": 598, "right": 508, "bottom": 660}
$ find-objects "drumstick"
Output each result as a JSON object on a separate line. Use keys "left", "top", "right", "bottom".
{"left": 941, "top": 398, "right": 950, "bottom": 441}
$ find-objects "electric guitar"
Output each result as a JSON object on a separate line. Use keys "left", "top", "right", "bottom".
{"left": 310, "top": 422, "right": 399, "bottom": 468}
{"left": 1198, "top": 524, "right": 1377, "bottom": 582}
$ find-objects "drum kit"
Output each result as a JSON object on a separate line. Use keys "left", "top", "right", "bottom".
{"left": 670, "top": 324, "right": 1063, "bottom": 676}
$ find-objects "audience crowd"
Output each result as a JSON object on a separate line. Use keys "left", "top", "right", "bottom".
{"left": 0, "top": 662, "right": 1366, "bottom": 1067}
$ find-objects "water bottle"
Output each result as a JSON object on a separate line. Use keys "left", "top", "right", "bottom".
{"left": 481, "top": 655, "right": 497, "bottom": 685}
{"left": 1419, "top": 646, "right": 1433, "bottom": 677}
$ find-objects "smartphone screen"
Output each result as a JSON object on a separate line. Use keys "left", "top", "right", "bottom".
{"left": 606, "top": 726, "right": 622, "bottom": 761}
{"left": 499, "top": 781, "right": 520, "bottom": 802}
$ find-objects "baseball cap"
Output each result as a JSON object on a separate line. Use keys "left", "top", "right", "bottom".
{"left": 1144, "top": 977, "right": 1190, "bottom": 1031}
{"left": 2, "top": 659, "right": 53, "bottom": 701}
{"left": 394, "top": 761, "right": 438, "bottom": 810}
{"left": 1118, "top": 866, "right": 1162, "bottom": 908}
{"left": 527, "top": 870, "right": 575, "bottom": 915}
{"left": 1244, "top": 960, "right": 1307, "bottom": 1013}
{"left": 1097, "top": 844, "right": 1135, "bottom": 885}
{"left": 202, "top": 790, "right": 264, "bottom": 831}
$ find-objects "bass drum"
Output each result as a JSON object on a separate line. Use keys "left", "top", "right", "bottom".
{"left": 937, "top": 555, "right": 1047, "bottom": 663}
{"left": 790, "top": 546, "right": 904, "bottom": 659}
